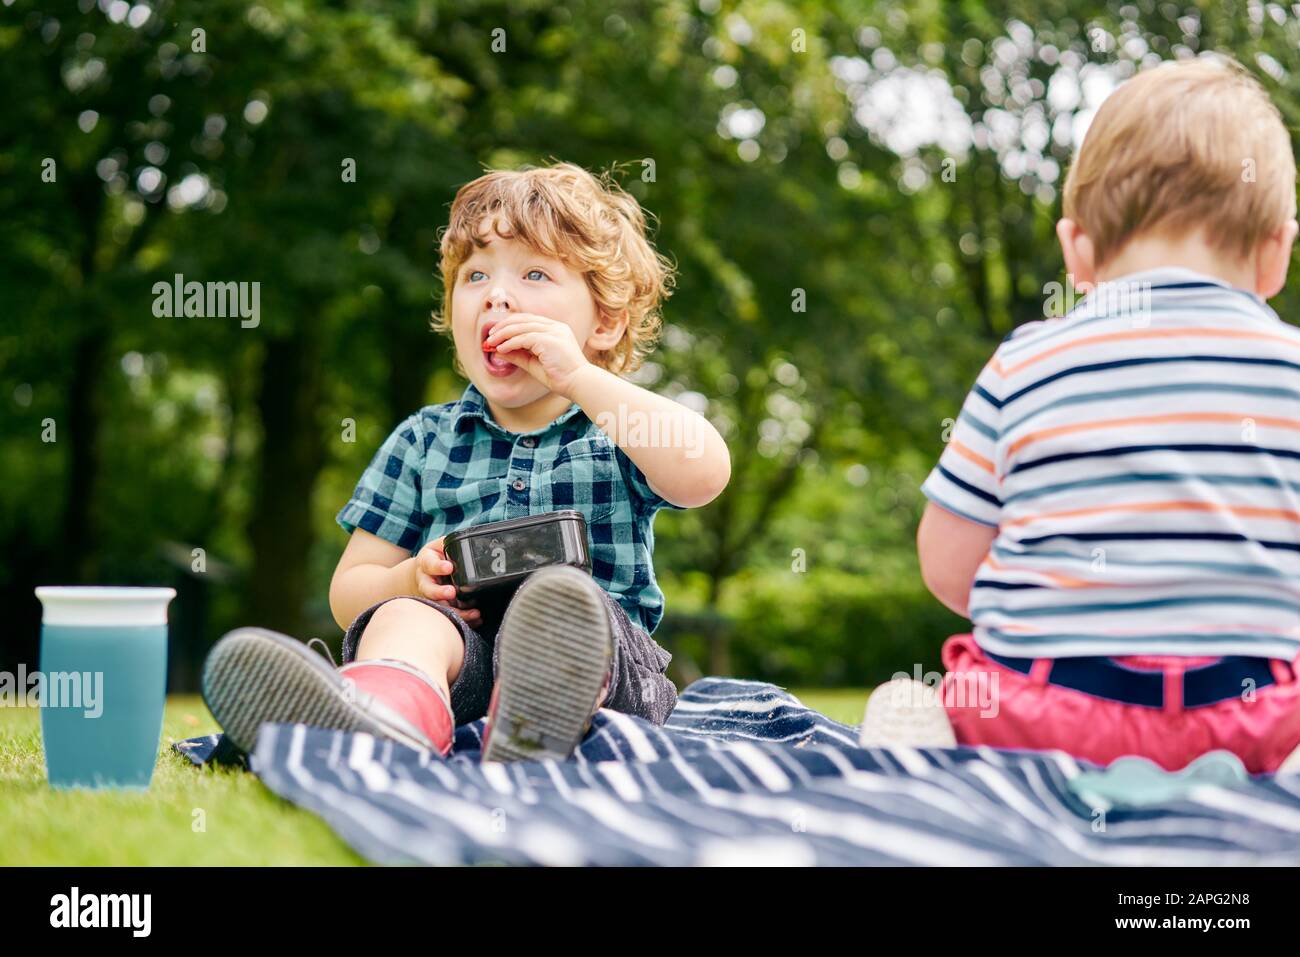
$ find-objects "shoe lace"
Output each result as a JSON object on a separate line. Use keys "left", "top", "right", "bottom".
{"left": 306, "top": 636, "right": 338, "bottom": 669}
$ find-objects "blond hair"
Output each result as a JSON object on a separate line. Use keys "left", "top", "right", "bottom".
{"left": 1062, "top": 56, "right": 1296, "bottom": 265}
{"left": 434, "top": 162, "right": 674, "bottom": 375}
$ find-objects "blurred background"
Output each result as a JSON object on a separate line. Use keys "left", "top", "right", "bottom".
{"left": 4, "top": 0, "right": 1299, "bottom": 693}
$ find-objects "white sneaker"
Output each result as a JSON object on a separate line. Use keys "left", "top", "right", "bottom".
{"left": 1278, "top": 742, "right": 1300, "bottom": 774}
{"left": 858, "top": 677, "right": 957, "bottom": 748}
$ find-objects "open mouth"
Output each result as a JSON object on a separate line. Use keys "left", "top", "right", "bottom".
{"left": 480, "top": 322, "right": 518, "bottom": 377}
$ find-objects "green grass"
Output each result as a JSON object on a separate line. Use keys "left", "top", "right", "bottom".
{"left": 0, "top": 687, "right": 866, "bottom": 865}
{"left": 791, "top": 687, "right": 869, "bottom": 725}
{"left": 0, "top": 695, "right": 366, "bottom": 866}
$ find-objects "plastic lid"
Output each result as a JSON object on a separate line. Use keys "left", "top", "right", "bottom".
{"left": 35, "top": 586, "right": 177, "bottom": 627}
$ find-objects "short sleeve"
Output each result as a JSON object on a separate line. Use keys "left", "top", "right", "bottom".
{"left": 336, "top": 413, "right": 429, "bottom": 551}
{"left": 615, "top": 446, "right": 687, "bottom": 515}
{"left": 920, "top": 355, "right": 1004, "bottom": 528}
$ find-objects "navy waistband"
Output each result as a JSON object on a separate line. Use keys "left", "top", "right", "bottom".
{"left": 983, "top": 652, "right": 1281, "bottom": 708}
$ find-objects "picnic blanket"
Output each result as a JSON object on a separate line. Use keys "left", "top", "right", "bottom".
{"left": 174, "top": 678, "right": 1300, "bottom": 866}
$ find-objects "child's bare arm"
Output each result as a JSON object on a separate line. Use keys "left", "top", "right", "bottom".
{"left": 328, "top": 530, "right": 418, "bottom": 630}
{"left": 917, "top": 502, "right": 997, "bottom": 618}
{"left": 486, "top": 313, "right": 731, "bottom": 508}
{"left": 569, "top": 365, "right": 730, "bottom": 508}
{"left": 328, "top": 529, "right": 481, "bottom": 630}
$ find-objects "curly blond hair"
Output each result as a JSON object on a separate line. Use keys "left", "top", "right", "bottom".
{"left": 434, "top": 162, "right": 675, "bottom": 375}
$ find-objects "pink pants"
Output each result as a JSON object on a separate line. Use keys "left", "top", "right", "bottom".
{"left": 940, "top": 633, "right": 1300, "bottom": 773}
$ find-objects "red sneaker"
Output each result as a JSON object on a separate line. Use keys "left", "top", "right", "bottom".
{"left": 202, "top": 628, "right": 455, "bottom": 757}
{"left": 480, "top": 566, "right": 614, "bottom": 763}
{"left": 340, "top": 659, "right": 455, "bottom": 757}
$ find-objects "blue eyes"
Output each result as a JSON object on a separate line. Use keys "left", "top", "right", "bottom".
{"left": 464, "top": 269, "right": 549, "bottom": 283}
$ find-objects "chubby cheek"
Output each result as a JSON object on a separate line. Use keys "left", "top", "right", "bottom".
{"left": 449, "top": 304, "right": 479, "bottom": 350}
{"left": 553, "top": 297, "right": 599, "bottom": 348}
{"left": 571, "top": 322, "right": 600, "bottom": 355}
{"left": 533, "top": 276, "right": 594, "bottom": 322}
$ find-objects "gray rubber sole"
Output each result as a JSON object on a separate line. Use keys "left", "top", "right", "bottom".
{"left": 201, "top": 627, "right": 430, "bottom": 755}
{"left": 481, "top": 566, "right": 613, "bottom": 763}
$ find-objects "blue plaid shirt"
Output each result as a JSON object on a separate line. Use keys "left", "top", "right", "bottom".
{"left": 337, "top": 383, "right": 683, "bottom": 632}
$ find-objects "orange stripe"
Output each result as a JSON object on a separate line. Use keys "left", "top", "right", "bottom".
{"left": 1006, "top": 500, "right": 1300, "bottom": 528}
{"left": 983, "top": 555, "right": 1109, "bottom": 589}
{"left": 1009, "top": 412, "right": 1300, "bottom": 455}
{"left": 1001, "top": 327, "right": 1300, "bottom": 376}
{"left": 950, "top": 439, "right": 994, "bottom": 474}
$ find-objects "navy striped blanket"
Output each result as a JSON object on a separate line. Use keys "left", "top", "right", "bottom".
{"left": 174, "top": 678, "right": 1300, "bottom": 865}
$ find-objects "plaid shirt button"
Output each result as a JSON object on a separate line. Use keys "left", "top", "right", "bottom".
{"left": 512, "top": 478, "right": 526, "bottom": 491}
{"left": 521, "top": 436, "right": 536, "bottom": 448}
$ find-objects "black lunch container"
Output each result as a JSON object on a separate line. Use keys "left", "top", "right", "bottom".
{"left": 442, "top": 510, "right": 591, "bottom": 611}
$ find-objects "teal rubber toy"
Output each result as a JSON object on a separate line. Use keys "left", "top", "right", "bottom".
{"left": 1067, "top": 750, "right": 1250, "bottom": 809}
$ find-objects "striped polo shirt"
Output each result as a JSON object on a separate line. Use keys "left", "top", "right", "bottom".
{"left": 922, "top": 267, "right": 1300, "bottom": 661}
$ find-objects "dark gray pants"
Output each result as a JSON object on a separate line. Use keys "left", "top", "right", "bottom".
{"left": 341, "top": 586, "right": 678, "bottom": 727}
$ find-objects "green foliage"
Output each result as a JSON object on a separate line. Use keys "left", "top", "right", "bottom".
{"left": 726, "top": 567, "right": 968, "bottom": 686}
{"left": 661, "top": 564, "right": 965, "bottom": 687}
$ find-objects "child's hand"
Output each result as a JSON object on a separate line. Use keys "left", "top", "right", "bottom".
{"left": 483, "top": 312, "right": 590, "bottom": 398}
{"left": 414, "top": 537, "right": 482, "bottom": 628}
